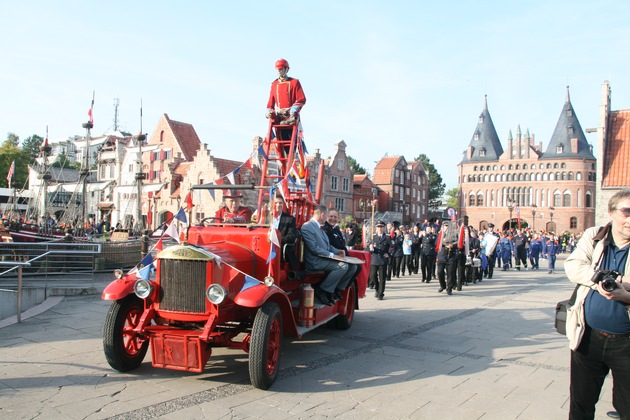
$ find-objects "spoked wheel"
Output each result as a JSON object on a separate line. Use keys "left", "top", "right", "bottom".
{"left": 249, "top": 302, "right": 282, "bottom": 390}
{"left": 334, "top": 283, "right": 356, "bottom": 330}
{"left": 103, "top": 295, "right": 149, "bottom": 372}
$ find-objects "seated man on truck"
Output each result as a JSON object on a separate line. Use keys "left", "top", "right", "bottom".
{"left": 301, "top": 205, "right": 354, "bottom": 306}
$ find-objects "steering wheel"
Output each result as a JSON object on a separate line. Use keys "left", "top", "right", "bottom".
{"left": 199, "top": 217, "right": 223, "bottom": 226}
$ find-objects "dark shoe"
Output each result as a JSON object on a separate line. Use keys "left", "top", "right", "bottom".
{"left": 426, "top": 280, "right": 431, "bottom": 283}
{"left": 374, "top": 291, "right": 379, "bottom": 297}
{"left": 314, "top": 288, "right": 333, "bottom": 306}
{"left": 333, "top": 290, "right": 343, "bottom": 301}
{"left": 377, "top": 295, "right": 384, "bottom": 300}
{"left": 368, "top": 284, "right": 374, "bottom": 289}
{"left": 457, "top": 287, "right": 462, "bottom": 291}
{"left": 438, "top": 288, "right": 445, "bottom": 293}
{"left": 447, "top": 290, "right": 452, "bottom": 295}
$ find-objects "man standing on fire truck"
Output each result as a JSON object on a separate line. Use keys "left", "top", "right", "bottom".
{"left": 265, "top": 58, "right": 306, "bottom": 135}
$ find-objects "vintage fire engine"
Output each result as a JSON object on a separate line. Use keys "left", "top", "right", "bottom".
{"left": 101, "top": 116, "right": 370, "bottom": 389}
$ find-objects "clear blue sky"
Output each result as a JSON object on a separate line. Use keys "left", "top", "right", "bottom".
{"left": 2, "top": 0, "right": 629, "bottom": 189}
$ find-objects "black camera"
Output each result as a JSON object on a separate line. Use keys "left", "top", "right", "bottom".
{"left": 591, "top": 269, "right": 620, "bottom": 292}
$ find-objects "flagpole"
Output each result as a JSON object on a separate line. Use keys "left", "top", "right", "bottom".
{"left": 81, "top": 92, "right": 95, "bottom": 235}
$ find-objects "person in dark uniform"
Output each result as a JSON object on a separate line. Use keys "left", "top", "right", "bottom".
{"left": 367, "top": 220, "right": 390, "bottom": 300}
{"left": 322, "top": 208, "right": 358, "bottom": 282}
{"left": 485, "top": 223, "right": 500, "bottom": 278}
{"left": 436, "top": 222, "right": 458, "bottom": 295}
{"left": 420, "top": 226, "right": 437, "bottom": 282}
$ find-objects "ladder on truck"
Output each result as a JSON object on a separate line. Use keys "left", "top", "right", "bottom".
{"left": 256, "top": 117, "right": 316, "bottom": 227}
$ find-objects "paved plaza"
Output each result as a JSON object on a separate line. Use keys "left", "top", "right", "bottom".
{"left": 0, "top": 256, "right": 618, "bottom": 419}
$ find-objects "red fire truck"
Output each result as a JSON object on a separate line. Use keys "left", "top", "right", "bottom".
{"left": 101, "top": 116, "right": 370, "bottom": 389}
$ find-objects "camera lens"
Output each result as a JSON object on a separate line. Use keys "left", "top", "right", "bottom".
{"left": 601, "top": 277, "right": 617, "bottom": 292}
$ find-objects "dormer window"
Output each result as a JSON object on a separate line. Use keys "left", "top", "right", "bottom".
{"left": 567, "top": 107, "right": 573, "bottom": 117}
{"left": 479, "top": 148, "right": 486, "bottom": 157}
{"left": 474, "top": 131, "right": 480, "bottom": 141}
{"left": 478, "top": 114, "right": 484, "bottom": 124}
{"left": 567, "top": 126, "right": 574, "bottom": 135}
{"left": 557, "top": 144, "right": 564, "bottom": 154}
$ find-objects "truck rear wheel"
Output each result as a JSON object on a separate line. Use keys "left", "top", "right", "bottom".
{"left": 103, "top": 295, "right": 148, "bottom": 372}
{"left": 249, "top": 302, "right": 282, "bottom": 389}
{"left": 334, "top": 283, "right": 356, "bottom": 330}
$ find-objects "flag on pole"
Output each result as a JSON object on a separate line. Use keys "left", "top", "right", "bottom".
{"left": 6, "top": 160, "right": 15, "bottom": 185}
{"left": 184, "top": 191, "right": 193, "bottom": 211}
{"left": 88, "top": 108, "right": 94, "bottom": 124}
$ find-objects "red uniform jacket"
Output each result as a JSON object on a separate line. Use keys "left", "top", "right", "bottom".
{"left": 267, "top": 77, "right": 306, "bottom": 113}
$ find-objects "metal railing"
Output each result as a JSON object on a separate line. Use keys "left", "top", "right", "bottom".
{"left": 0, "top": 242, "right": 102, "bottom": 275}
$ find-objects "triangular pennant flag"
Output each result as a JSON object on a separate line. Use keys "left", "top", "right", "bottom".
{"left": 269, "top": 228, "right": 280, "bottom": 248}
{"left": 226, "top": 171, "right": 236, "bottom": 185}
{"left": 241, "top": 275, "right": 260, "bottom": 292}
{"left": 155, "top": 237, "right": 163, "bottom": 251}
{"left": 233, "top": 166, "right": 241, "bottom": 175}
{"left": 139, "top": 264, "right": 152, "bottom": 280}
{"left": 215, "top": 178, "right": 224, "bottom": 185}
{"left": 205, "top": 182, "right": 215, "bottom": 200}
{"left": 140, "top": 252, "right": 154, "bottom": 268}
{"left": 266, "top": 245, "right": 277, "bottom": 264}
{"left": 174, "top": 207, "right": 188, "bottom": 225}
{"left": 165, "top": 221, "right": 180, "bottom": 243}
{"left": 257, "top": 145, "right": 268, "bottom": 161}
{"left": 243, "top": 157, "right": 253, "bottom": 172}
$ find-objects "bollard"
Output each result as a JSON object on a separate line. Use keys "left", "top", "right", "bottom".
{"left": 141, "top": 230, "right": 150, "bottom": 255}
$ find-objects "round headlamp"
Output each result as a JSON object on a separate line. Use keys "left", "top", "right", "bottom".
{"left": 133, "top": 279, "right": 154, "bottom": 299}
{"left": 263, "top": 276, "right": 275, "bottom": 287}
{"left": 206, "top": 284, "right": 227, "bottom": 304}
{"left": 114, "top": 269, "right": 124, "bottom": 279}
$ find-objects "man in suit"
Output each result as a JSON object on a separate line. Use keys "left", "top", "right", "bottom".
{"left": 301, "top": 205, "right": 354, "bottom": 306}
{"left": 322, "top": 208, "right": 359, "bottom": 284}
{"left": 272, "top": 195, "right": 299, "bottom": 269}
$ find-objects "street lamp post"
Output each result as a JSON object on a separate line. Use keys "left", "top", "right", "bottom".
{"left": 549, "top": 206, "right": 555, "bottom": 232}
{"left": 370, "top": 188, "right": 378, "bottom": 236}
{"left": 507, "top": 199, "right": 515, "bottom": 230}
{"left": 531, "top": 204, "right": 537, "bottom": 231}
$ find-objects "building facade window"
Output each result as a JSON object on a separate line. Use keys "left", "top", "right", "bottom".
{"left": 331, "top": 176, "right": 338, "bottom": 190}
{"left": 570, "top": 217, "right": 577, "bottom": 229}
{"left": 338, "top": 159, "right": 344, "bottom": 171}
{"left": 334, "top": 197, "right": 345, "bottom": 212}
{"left": 342, "top": 178, "right": 350, "bottom": 192}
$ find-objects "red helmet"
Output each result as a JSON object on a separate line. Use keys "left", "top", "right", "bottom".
{"left": 275, "top": 59, "right": 289, "bottom": 69}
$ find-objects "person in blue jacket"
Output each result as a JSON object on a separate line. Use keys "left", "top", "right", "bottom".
{"left": 499, "top": 232, "right": 514, "bottom": 271}
{"left": 544, "top": 235, "right": 560, "bottom": 274}
{"left": 528, "top": 233, "right": 542, "bottom": 270}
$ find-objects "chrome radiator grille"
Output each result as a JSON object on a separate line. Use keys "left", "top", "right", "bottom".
{"left": 159, "top": 259, "right": 207, "bottom": 313}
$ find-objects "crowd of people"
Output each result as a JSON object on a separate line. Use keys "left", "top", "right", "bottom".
{"left": 359, "top": 217, "right": 580, "bottom": 299}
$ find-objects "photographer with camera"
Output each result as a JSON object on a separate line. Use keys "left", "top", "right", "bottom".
{"left": 565, "top": 188, "right": 630, "bottom": 419}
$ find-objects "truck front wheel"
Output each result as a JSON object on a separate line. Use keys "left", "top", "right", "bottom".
{"left": 249, "top": 302, "right": 282, "bottom": 389}
{"left": 103, "top": 295, "right": 149, "bottom": 372}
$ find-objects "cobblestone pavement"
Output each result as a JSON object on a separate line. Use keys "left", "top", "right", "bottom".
{"left": 0, "top": 256, "right": 618, "bottom": 419}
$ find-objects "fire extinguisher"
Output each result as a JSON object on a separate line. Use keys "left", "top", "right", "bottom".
{"left": 299, "top": 284, "right": 315, "bottom": 327}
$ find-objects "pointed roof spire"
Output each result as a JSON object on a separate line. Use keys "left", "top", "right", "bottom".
{"left": 542, "top": 86, "right": 595, "bottom": 160}
{"left": 516, "top": 125, "right": 522, "bottom": 136}
{"left": 461, "top": 95, "right": 504, "bottom": 163}
{"left": 508, "top": 130, "right": 513, "bottom": 141}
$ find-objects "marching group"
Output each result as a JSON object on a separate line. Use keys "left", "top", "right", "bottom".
{"left": 363, "top": 218, "right": 578, "bottom": 299}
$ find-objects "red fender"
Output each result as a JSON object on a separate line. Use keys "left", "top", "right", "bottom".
{"left": 101, "top": 274, "right": 136, "bottom": 301}
{"left": 233, "top": 283, "right": 285, "bottom": 308}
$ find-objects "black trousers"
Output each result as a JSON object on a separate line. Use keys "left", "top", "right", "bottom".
{"left": 487, "top": 254, "right": 496, "bottom": 278}
{"left": 421, "top": 254, "right": 435, "bottom": 281}
{"left": 412, "top": 250, "right": 421, "bottom": 273}
{"left": 370, "top": 264, "right": 387, "bottom": 298}
{"left": 570, "top": 326, "right": 630, "bottom": 419}
{"left": 438, "top": 258, "right": 457, "bottom": 291}
{"left": 401, "top": 254, "right": 412, "bottom": 275}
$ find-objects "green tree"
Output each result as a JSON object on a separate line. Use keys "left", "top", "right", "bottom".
{"left": 51, "top": 152, "right": 80, "bottom": 169}
{"left": 21, "top": 134, "right": 44, "bottom": 162}
{"left": 444, "top": 187, "right": 459, "bottom": 209}
{"left": 415, "top": 154, "right": 445, "bottom": 210}
{"left": 347, "top": 155, "right": 367, "bottom": 175}
{"left": 0, "top": 134, "right": 26, "bottom": 188}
